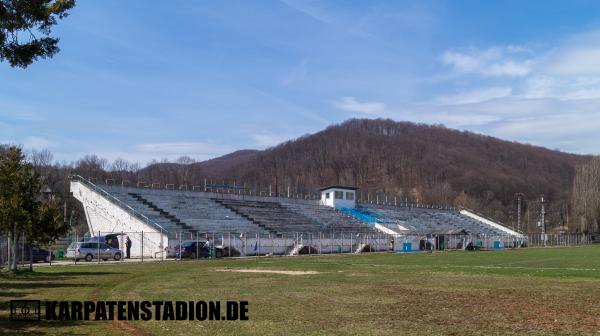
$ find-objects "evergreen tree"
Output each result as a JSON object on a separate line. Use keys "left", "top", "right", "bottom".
{"left": 0, "top": 0, "right": 75, "bottom": 68}
{"left": 0, "top": 146, "right": 66, "bottom": 272}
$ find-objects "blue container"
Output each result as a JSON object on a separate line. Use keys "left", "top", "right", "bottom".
{"left": 403, "top": 243, "right": 412, "bottom": 252}
{"left": 493, "top": 241, "right": 503, "bottom": 249}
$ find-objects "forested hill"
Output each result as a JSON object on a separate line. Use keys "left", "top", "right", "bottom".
{"left": 138, "top": 119, "right": 589, "bottom": 228}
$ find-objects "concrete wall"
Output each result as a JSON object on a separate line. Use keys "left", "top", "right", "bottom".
{"left": 71, "top": 181, "right": 168, "bottom": 258}
{"left": 225, "top": 235, "right": 390, "bottom": 256}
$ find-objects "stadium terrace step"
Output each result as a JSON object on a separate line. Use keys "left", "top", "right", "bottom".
{"left": 98, "top": 185, "right": 270, "bottom": 235}
{"left": 128, "top": 193, "right": 196, "bottom": 232}
{"left": 212, "top": 198, "right": 325, "bottom": 234}
{"left": 87, "top": 183, "right": 515, "bottom": 239}
{"left": 358, "top": 205, "right": 509, "bottom": 236}
{"left": 280, "top": 202, "right": 375, "bottom": 233}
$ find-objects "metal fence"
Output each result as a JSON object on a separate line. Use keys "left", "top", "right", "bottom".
{"left": 0, "top": 232, "right": 596, "bottom": 269}
{"left": 0, "top": 232, "right": 71, "bottom": 271}
{"left": 526, "top": 233, "right": 592, "bottom": 247}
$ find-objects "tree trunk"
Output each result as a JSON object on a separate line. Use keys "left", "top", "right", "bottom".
{"left": 9, "top": 226, "right": 19, "bottom": 272}
{"left": 29, "top": 244, "right": 33, "bottom": 271}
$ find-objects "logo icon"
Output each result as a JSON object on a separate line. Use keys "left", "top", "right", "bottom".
{"left": 10, "top": 300, "right": 41, "bottom": 321}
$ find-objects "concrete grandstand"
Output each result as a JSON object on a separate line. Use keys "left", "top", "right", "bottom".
{"left": 70, "top": 175, "right": 523, "bottom": 258}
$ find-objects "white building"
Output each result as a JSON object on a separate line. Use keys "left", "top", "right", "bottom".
{"left": 320, "top": 185, "right": 358, "bottom": 209}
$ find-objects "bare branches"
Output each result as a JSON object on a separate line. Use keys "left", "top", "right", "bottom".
{"left": 571, "top": 157, "right": 600, "bottom": 233}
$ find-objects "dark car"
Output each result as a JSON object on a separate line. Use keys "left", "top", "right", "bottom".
{"left": 175, "top": 241, "right": 223, "bottom": 259}
{"left": 23, "top": 245, "right": 55, "bottom": 263}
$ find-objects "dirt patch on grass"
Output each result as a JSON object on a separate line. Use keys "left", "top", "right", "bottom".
{"left": 90, "top": 287, "right": 146, "bottom": 336}
{"left": 215, "top": 268, "right": 320, "bottom": 275}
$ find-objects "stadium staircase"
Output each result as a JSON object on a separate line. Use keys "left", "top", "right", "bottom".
{"left": 339, "top": 208, "right": 383, "bottom": 224}
{"left": 128, "top": 193, "right": 196, "bottom": 232}
{"left": 354, "top": 243, "right": 367, "bottom": 254}
{"left": 288, "top": 243, "right": 304, "bottom": 256}
{"left": 280, "top": 201, "right": 375, "bottom": 232}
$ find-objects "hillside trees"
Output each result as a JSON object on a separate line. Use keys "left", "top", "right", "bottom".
{"left": 571, "top": 157, "right": 600, "bottom": 233}
{"left": 215, "top": 119, "right": 584, "bottom": 223}
{"left": 1, "top": 119, "right": 590, "bottom": 233}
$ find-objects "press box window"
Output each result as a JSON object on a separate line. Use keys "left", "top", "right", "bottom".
{"left": 325, "top": 192, "right": 330, "bottom": 199}
{"left": 346, "top": 192, "right": 354, "bottom": 200}
{"left": 335, "top": 191, "right": 344, "bottom": 199}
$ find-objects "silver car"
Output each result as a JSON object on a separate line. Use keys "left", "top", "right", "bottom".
{"left": 66, "top": 242, "right": 123, "bottom": 262}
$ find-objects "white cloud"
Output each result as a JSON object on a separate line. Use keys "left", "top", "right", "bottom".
{"left": 487, "top": 60, "right": 531, "bottom": 77}
{"left": 432, "top": 29, "right": 600, "bottom": 154}
{"left": 511, "top": 29, "right": 600, "bottom": 101}
{"left": 251, "top": 134, "right": 290, "bottom": 147}
{"left": 396, "top": 97, "right": 600, "bottom": 154}
{"left": 545, "top": 48, "right": 600, "bottom": 76}
{"left": 334, "top": 96, "right": 386, "bottom": 115}
{"left": 0, "top": 99, "right": 46, "bottom": 122}
{"left": 441, "top": 47, "right": 532, "bottom": 77}
{"left": 134, "top": 142, "right": 233, "bottom": 159}
{"left": 23, "top": 136, "right": 53, "bottom": 150}
{"left": 281, "top": 59, "right": 309, "bottom": 86}
{"left": 434, "top": 87, "right": 512, "bottom": 105}
{"left": 543, "top": 30, "right": 600, "bottom": 76}
{"left": 281, "top": 0, "right": 336, "bottom": 27}
{"left": 523, "top": 76, "right": 600, "bottom": 100}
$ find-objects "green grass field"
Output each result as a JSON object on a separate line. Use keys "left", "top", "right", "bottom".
{"left": 2, "top": 246, "right": 600, "bottom": 335}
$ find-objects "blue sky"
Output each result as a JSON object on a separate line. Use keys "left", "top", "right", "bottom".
{"left": 2, "top": 0, "right": 600, "bottom": 164}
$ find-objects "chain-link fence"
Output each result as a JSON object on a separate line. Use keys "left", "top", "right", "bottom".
{"left": 0, "top": 232, "right": 56, "bottom": 271}
{"left": 0, "top": 231, "right": 596, "bottom": 268}
{"left": 526, "top": 233, "right": 592, "bottom": 246}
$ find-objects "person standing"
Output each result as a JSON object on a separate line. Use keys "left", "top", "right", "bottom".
{"left": 205, "top": 239, "right": 212, "bottom": 258}
{"left": 125, "top": 236, "right": 132, "bottom": 259}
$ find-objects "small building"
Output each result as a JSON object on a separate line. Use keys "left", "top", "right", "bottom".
{"left": 319, "top": 185, "right": 358, "bottom": 209}
{"left": 42, "top": 187, "right": 55, "bottom": 201}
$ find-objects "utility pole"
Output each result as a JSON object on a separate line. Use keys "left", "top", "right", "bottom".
{"left": 540, "top": 195, "right": 546, "bottom": 246}
{"left": 515, "top": 193, "right": 524, "bottom": 232}
{"left": 565, "top": 203, "right": 569, "bottom": 231}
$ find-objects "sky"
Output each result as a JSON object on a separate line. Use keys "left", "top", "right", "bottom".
{"left": 2, "top": 0, "right": 600, "bottom": 165}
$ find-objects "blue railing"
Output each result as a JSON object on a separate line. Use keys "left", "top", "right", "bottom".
{"left": 339, "top": 208, "right": 385, "bottom": 224}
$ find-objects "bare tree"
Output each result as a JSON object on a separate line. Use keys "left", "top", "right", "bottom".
{"left": 176, "top": 156, "right": 195, "bottom": 165}
{"left": 571, "top": 157, "right": 600, "bottom": 233}
{"left": 176, "top": 156, "right": 195, "bottom": 185}
{"left": 111, "top": 158, "right": 130, "bottom": 172}
{"left": 75, "top": 154, "right": 108, "bottom": 179}
{"left": 30, "top": 149, "right": 54, "bottom": 167}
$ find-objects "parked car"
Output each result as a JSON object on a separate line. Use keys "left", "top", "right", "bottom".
{"left": 66, "top": 242, "right": 123, "bottom": 262}
{"left": 18, "top": 245, "right": 55, "bottom": 263}
{"left": 170, "top": 240, "right": 200, "bottom": 258}
{"left": 174, "top": 240, "right": 223, "bottom": 259}
{"left": 29, "top": 246, "right": 55, "bottom": 263}
{"left": 85, "top": 233, "right": 125, "bottom": 249}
